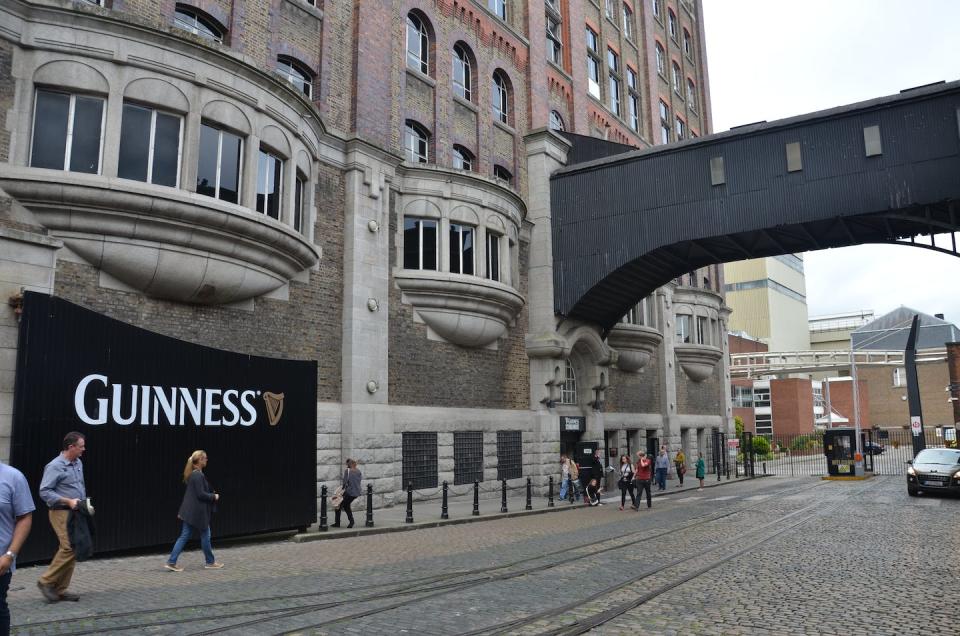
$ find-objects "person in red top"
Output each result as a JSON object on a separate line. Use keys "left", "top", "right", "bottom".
{"left": 634, "top": 450, "right": 653, "bottom": 509}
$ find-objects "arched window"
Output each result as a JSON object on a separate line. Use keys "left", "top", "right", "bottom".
{"left": 492, "top": 71, "right": 509, "bottom": 124}
{"left": 493, "top": 164, "right": 512, "bottom": 185}
{"left": 560, "top": 359, "right": 578, "bottom": 404}
{"left": 452, "top": 145, "right": 474, "bottom": 171}
{"left": 672, "top": 61, "right": 681, "bottom": 94}
{"left": 406, "top": 13, "right": 429, "bottom": 75}
{"left": 668, "top": 9, "right": 677, "bottom": 39}
{"left": 687, "top": 78, "right": 697, "bottom": 109}
{"left": 655, "top": 42, "right": 665, "bottom": 75}
{"left": 404, "top": 120, "right": 429, "bottom": 163}
{"left": 173, "top": 5, "right": 224, "bottom": 43}
{"left": 549, "top": 110, "right": 565, "bottom": 131}
{"left": 277, "top": 57, "right": 313, "bottom": 99}
{"left": 683, "top": 28, "right": 692, "bottom": 56}
{"left": 453, "top": 44, "right": 472, "bottom": 101}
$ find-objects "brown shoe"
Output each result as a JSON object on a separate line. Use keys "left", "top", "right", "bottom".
{"left": 59, "top": 592, "right": 80, "bottom": 602}
{"left": 37, "top": 582, "right": 60, "bottom": 603}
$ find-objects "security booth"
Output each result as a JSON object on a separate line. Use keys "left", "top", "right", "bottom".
{"left": 574, "top": 440, "right": 599, "bottom": 487}
{"left": 823, "top": 427, "right": 864, "bottom": 477}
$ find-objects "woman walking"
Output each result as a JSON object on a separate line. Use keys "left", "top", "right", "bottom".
{"left": 696, "top": 452, "right": 706, "bottom": 491}
{"left": 618, "top": 455, "right": 637, "bottom": 510}
{"left": 559, "top": 455, "right": 570, "bottom": 502}
{"left": 332, "top": 459, "right": 362, "bottom": 528}
{"left": 165, "top": 450, "right": 222, "bottom": 571}
{"left": 674, "top": 447, "right": 686, "bottom": 487}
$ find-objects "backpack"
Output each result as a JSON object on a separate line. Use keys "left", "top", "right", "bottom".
{"left": 569, "top": 462, "right": 579, "bottom": 480}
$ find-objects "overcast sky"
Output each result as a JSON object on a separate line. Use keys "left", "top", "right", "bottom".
{"left": 702, "top": 0, "right": 960, "bottom": 324}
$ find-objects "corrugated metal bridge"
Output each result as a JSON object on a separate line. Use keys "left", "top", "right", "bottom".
{"left": 552, "top": 80, "right": 960, "bottom": 333}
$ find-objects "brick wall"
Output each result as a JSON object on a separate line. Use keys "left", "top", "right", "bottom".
{"left": 823, "top": 379, "right": 870, "bottom": 429}
{"left": 770, "top": 378, "right": 814, "bottom": 436}
{"left": 675, "top": 364, "right": 722, "bottom": 415}
{"left": 948, "top": 342, "right": 960, "bottom": 424}
{"left": 0, "top": 40, "right": 12, "bottom": 163}
{"left": 858, "top": 362, "right": 953, "bottom": 428}
{"left": 605, "top": 361, "right": 661, "bottom": 413}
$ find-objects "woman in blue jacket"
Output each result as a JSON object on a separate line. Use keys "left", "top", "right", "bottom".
{"left": 165, "top": 450, "right": 222, "bottom": 571}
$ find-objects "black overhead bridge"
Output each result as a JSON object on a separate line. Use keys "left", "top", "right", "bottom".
{"left": 551, "top": 80, "right": 960, "bottom": 334}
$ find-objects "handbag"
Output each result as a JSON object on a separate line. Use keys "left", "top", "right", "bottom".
{"left": 331, "top": 485, "right": 344, "bottom": 509}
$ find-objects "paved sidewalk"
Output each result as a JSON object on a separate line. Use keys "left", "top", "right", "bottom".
{"left": 296, "top": 471, "right": 748, "bottom": 542}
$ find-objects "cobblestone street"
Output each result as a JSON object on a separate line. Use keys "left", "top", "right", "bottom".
{"left": 7, "top": 475, "right": 956, "bottom": 635}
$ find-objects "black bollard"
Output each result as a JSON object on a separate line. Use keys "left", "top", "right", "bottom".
{"left": 548, "top": 476, "right": 554, "bottom": 507}
{"left": 472, "top": 480, "right": 480, "bottom": 516}
{"left": 441, "top": 481, "right": 449, "bottom": 520}
{"left": 405, "top": 480, "right": 414, "bottom": 524}
{"left": 319, "top": 485, "right": 328, "bottom": 532}
{"left": 365, "top": 483, "right": 374, "bottom": 528}
{"left": 525, "top": 477, "right": 532, "bottom": 510}
{"left": 500, "top": 479, "right": 508, "bottom": 513}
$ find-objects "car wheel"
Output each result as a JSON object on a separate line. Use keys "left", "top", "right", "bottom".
{"left": 908, "top": 486, "right": 919, "bottom": 496}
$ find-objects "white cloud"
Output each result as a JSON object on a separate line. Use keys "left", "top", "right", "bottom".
{"left": 704, "top": 0, "right": 960, "bottom": 324}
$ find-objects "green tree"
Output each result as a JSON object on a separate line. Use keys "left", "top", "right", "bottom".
{"left": 752, "top": 435, "right": 771, "bottom": 458}
{"left": 734, "top": 416, "right": 744, "bottom": 437}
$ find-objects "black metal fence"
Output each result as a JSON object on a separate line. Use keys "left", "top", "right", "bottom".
{"left": 742, "top": 429, "right": 955, "bottom": 477}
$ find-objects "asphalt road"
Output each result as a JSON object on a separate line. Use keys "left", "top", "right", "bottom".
{"left": 7, "top": 475, "right": 956, "bottom": 635}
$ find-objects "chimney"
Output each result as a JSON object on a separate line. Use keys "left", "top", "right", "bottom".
{"left": 936, "top": 313, "right": 945, "bottom": 320}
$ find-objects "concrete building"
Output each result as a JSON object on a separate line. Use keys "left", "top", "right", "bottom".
{"left": 723, "top": 254, "right": 810, "bottom": 353}
{"left": 809, "top": 310, "right": 874, "bottom": 353}
{"left": 0, "top": 0, "right": 728, "bottom": 514}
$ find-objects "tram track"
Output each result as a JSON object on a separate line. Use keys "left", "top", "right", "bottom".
{"left": 12, "top": 479, "right": 826, "bottom": 635}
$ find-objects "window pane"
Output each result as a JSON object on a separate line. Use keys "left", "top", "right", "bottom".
{"left": 69, "top": 96, "right": 103, "bottom": 174}
{"left": 117, "top": 104, "right": 152, "bottom": 182}
{"left": 268, "top": 154, "right": 282, "bottom": 219}
{"left": 422, "top": 219, "right": 437, "bottom": 270}
{"left": 403, "top": 218, "right": 420, "bottom": 269}
{"left": 219, "top": 131, "right": 241, "bottom": 204}
{"left": 196, "top": 124, "right": 219, "bottom": 198}
{"left": 152, "top": 112, "right": 181, "bottom": 187}
{"left": 31, "top": 91, "right": 70, "bottom": 169}
{"left": 449, "top": 225, "right": 462, "bottom": 274}
{"left": 294, "top": 177, "right": 304, "bottom": 232}
{"left": 462, "top": 227, "right": 474, "bottom": 275}
{"left": 486, "top": 233, "right": 500, "bottom": 281}
{"left": 256, "top": 152, "right": 268, "bottom": 213}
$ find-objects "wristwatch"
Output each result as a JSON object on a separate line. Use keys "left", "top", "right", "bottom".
{"left": 3, "top": 551, "right": 15, "bottom": 559}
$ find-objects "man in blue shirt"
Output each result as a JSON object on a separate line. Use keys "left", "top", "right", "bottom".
{"left": 0, "top": 461, "right": 34, "bottom": 635}
{"left": 655, "top": 446, "right": 670, "bottom": 491}
{"left": 37, "top": 432, "right": 86, "bottom": 603}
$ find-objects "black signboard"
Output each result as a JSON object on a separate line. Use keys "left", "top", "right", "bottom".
{"left": 11, "top": 293, "right": 317, "bottom": 563}
{"left": 561, "top": 416, "right": 585, "bottom": 433}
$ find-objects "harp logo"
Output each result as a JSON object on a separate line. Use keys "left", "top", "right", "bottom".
{"left": 263, "top": 392, "right": 285, "bottom": 426}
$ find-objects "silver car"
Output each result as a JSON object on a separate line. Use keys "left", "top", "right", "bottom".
{"left": 907, "top": 448, "right": 960, "bottom": 496}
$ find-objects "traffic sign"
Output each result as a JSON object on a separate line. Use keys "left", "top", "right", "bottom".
{"left": 910, "top": 416, "right": 922, "bottom": 436}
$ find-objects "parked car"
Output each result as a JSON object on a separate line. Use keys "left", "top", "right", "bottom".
{"left": 906, "top": 448, "right": 960, "bottom": 496}
{"left": 863, "top": 441, "right": 885, "bottom": 456}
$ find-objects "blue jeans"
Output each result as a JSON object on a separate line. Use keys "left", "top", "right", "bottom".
{"left": 655, "top": 467, "right": 667, "bottom": 490}
{"left": 559, "top": 477, "right": 569, "bottom": 500}
{"left": 167, "top": 521, "right": 215, "bottom": 565}
{"left": 0, "top": 570, "right": 10, "bottom": 636}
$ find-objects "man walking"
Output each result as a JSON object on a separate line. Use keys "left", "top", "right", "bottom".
{"left": 634, "top": 450, "right": 653, "bottom": 509}
{"left": 655, "top": 446, "right": 669, "bottom": 491}
{"left": 0, "top": 460, "right": 34, "bottom": 634}
{"left": 37, "top": 432, "right": 87, "bottom": 603}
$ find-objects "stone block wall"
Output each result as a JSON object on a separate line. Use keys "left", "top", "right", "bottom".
{"left": 675, "top": 364, "right": 723, "bottom": 415}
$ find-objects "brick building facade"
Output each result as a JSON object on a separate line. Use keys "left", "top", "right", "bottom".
{"left": 0, "top": 0, "right": 727, "bottom": 511}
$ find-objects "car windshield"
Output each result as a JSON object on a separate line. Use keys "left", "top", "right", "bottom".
{"left": 915, "top": 449, "right": 960, "bottom": 465}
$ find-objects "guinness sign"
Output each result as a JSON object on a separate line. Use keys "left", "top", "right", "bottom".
{"left": 11, "top": 293, "right": 317, "bottom": 562}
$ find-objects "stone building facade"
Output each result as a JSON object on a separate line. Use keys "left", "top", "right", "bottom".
{"left": 0, "top": 0, "right": 730, "bottom": 510}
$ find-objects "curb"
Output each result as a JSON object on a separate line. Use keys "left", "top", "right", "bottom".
{"left": 291, "top": 475, "right": 756, "bottom": 543}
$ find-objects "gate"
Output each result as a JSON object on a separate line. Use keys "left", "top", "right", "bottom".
{"left": 753, "top": 429, "right": 949, "bottom": 477}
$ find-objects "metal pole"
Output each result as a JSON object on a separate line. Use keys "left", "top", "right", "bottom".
{"left": 548, "top": 476, "right": 555, "bottom": 507}
{"left": 525, "top": 477, "right": 532, "bottom": 510}
{"left": 472, "top": 480, "right": 480, "bottom": 516}
{"left": 441, "top": 481, "right": 449, "bottom": 520}
{"left": 365, "top": 484, "right": 374, "bottom": 528}
{"left": 850, "top": 347, "right": 863, "bottom": 456}
{"left": 405, "top": 480, "right": 414, "bottom": 524}
{"left": 500, "top": 479, "right": 508, "bottom": 513}
{"left": 319, "top": 485, "right": 328, "bottom": 532}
